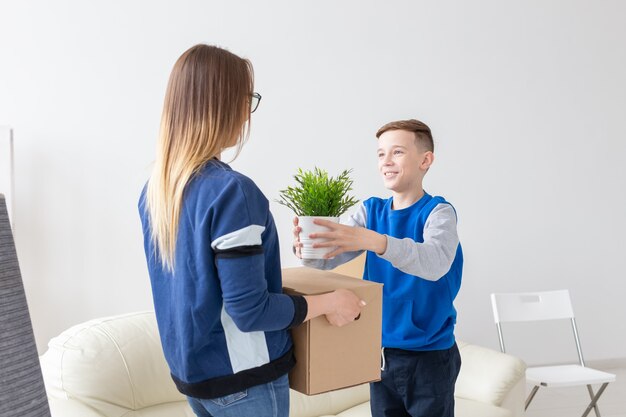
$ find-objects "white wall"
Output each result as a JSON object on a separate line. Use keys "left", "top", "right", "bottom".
{"left": 1, "top": 0, "right": 625, "bottom": 362}
{"left": 0, "top": 126, "right": 14, "bottom": 225}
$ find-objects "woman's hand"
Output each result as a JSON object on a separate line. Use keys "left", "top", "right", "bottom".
{"left": 303, "top": 289, "right": 366, "bottom": 327}
{"left": 309, "top": 219, "right": 387, "bottom": 258}
{"left": 324, "top": 289, "right": 366, "bottom": 327}
{"left": 292, "top": 217, "right": 302, "bottom": 259}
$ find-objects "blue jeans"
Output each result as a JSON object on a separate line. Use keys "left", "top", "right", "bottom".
{"left": 370, "top": 343, "right": 461, "bottom": 417}
{"left": 187, "top": 374, "right": 290, "bottom": 417}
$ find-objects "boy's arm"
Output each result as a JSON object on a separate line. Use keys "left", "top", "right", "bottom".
{"left": 379, "top": 203, "right": 459, "bottom": 281}
{"left": 301, "top": 203, "right": 367, "bottom": 270}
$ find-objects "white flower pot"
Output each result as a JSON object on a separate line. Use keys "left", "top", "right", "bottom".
{"left": 298, "top": 216, "right": 339, "bottom": 259}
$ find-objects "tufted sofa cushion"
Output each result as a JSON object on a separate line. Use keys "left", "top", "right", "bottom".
{"left": 289, "top": 384, "right": 369, "bottom": 417}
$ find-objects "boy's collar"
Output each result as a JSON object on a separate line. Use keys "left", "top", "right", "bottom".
{"left": 391, "top": 189, "right": 428, "bottom": 210}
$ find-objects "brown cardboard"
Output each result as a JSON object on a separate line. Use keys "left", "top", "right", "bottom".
{"left": 282, "top": 267, "right": 382, "bottom": 395}
{"left": 331, "top": 253, "right": 366, "bottom": 278}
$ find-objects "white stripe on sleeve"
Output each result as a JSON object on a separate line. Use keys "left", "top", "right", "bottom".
{"left": 211, "top": 225, "right": 266, "bottom": 250}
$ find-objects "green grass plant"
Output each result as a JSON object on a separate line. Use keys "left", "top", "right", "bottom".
{"left": 277, "top": 167, "right": 359, "bottom": 217}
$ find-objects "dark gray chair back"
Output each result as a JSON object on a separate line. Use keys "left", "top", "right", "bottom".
{"left": 0, "top": 194, "right": 51, "bottom": 416}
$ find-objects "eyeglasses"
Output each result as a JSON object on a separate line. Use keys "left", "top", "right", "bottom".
{"left": 250, "top": 92, "right": 261, "bottom": 113}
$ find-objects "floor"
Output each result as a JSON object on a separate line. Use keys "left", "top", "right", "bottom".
{"left": 524, "top": 364, "right": 625, "bottom": 417}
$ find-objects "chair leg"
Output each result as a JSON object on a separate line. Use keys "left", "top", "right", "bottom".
{"left": 586, "top": 385, "right": 601, "bottom": 417}
{"left": 581, "top": 383, "right": 609, "bottom": 417}
{"left": 525, "top": 385, "right": 540, "bottom": 410}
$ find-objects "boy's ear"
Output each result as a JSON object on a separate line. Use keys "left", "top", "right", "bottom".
{"left": 420, "top": 151, "right": 434, "bottom": 171}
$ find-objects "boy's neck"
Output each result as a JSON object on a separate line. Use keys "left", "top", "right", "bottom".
{"left": 391, "top": 188, "right": 425, "bottom": 210}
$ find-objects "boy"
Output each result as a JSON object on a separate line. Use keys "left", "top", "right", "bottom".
{"left": 293, "top": 119, "right": 463, "bottom": 417}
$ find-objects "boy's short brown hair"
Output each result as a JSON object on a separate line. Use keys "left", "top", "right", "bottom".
{"left": 376, "top": 119, "right": 434, "bottom": 152}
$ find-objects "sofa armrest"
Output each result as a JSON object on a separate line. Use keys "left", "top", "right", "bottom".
{"left": 497, "top": 377, "right": 526, "bottom": 417}
{"left": 455, "top": 342, "right": 526, "bottom": 413}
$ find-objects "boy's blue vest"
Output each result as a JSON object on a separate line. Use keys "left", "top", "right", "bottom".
{"left": 363, "top": 193, "right": 463, "bottom": 350}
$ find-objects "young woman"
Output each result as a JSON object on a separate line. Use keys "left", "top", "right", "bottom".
{"left": 138, "top": 44, "right": 364, "bottom": 417}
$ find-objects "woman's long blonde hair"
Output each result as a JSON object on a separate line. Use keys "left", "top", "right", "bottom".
{"left": 146, "top": 44, "right": 254, "bottom": 271}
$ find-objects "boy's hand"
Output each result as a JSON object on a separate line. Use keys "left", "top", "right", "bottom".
{"left": 292, "top": 217, "right": 302, "bottom": 259}
{"left": 310, "top": 219, "right": 387, "bottom": 258}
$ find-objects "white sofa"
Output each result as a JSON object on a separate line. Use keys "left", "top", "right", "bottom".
{"left": 40, "top": 311, "right": 526, "bottom": 417}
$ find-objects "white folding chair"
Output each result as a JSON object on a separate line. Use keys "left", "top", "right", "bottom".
{"left": 490, "top": 290, "right": 615, "bottom": 417}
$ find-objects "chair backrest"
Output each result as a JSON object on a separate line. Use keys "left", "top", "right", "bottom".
{"left": 491, "top": 290, "right": 575, "bottom": 324}
{"left": 490, "top": 290, "right": 585, "bottom": 365}
{"left": 0, "top": 194, "right": 51, "bottom": 417}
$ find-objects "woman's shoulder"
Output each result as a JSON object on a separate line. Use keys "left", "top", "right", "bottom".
{"left": 194, "top": 160, "right": 252, "bottom": 186}
{"left": 193, "top": 161, "right": 265, "bottom": 202}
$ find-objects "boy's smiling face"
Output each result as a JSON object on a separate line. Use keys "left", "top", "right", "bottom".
{"left": 377, "top": 129, "right": 433, "bottom": 194}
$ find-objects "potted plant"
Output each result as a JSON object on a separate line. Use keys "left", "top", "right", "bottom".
{"left": 277, "top": 167, "right": 359, "bottom": 259}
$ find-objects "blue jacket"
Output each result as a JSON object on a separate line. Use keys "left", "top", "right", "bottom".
{"left": 138, "top": 159, "right": 306, "bottom": 399}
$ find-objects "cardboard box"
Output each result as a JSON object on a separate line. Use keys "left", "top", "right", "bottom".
{"left": 282, "top": 267, "right": 382, "bottom": 395}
